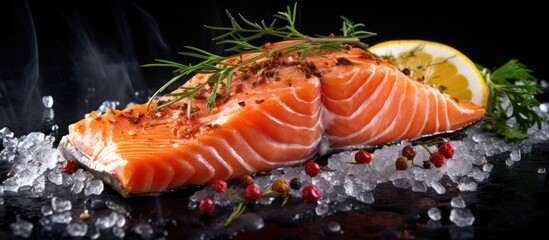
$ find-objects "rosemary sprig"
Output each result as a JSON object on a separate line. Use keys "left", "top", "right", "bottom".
{"left": 224, "top": 189, "right": 246, "bottom": 227}
{"left": 477, "top": 60, "right": 543, "bottom": 140}
{"left": 142, "top": 3, "right": 376, "bottom": 117}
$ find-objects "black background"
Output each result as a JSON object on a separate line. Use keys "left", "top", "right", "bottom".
{"left": 1, "top": 1, "right": 549, "bottom": 239}
{"left": 1, "top": 0, "right": 548, "bottom": 136}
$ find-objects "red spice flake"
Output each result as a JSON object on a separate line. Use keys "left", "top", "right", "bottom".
{"left": 264, "top": 70, "right": 277, "bottom": 78}
{"left": 255, "top": 99, "right": 265, "bottom": 104}
{"left": 250, "top": 62, "right": 262, "bottom": 73}
{"left": 127, "top": 116, "right": 140, "bottom": 124}
{"left": 62, "top": 159, "right": 79, "bottom": 174}
{"left": 235, "top": 84, "right": 244, "bottom": 94}
{"left": 336, "top": 57, "right": 353, "bottom": 65}
{"left": 359, "top": 52, "right": 376, "bottom": 60}
{"left": 238, "top": 101, "right": 246, "bottom": 107}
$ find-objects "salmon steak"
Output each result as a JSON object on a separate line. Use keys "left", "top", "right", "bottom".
{"left": 58, "top": 41, "right": 485, "bottom": 197}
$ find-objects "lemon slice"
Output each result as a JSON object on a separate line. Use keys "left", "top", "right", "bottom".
{"left": 369, "top": 40, "right": 487, "bottom": 108}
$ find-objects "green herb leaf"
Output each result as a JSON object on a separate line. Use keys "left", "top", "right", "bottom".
{"left": 478, "top": 59, "right": 543, "bottom": 140}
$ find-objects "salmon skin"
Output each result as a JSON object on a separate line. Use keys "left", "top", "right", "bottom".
{"left": 58, "top": 41, "right": 485, "bottom": 197}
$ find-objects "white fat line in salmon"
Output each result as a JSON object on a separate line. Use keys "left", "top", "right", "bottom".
{"left": 321, "top": 65, "right": 376, "bottom": 107}
{"left": 364, "top": 73, "right": 408, "bottom": 145}
{"left": 394, "top": 79, "right": 419, "bottom": 140}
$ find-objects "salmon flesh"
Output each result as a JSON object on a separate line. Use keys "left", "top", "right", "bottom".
{"left": 58, "top": 42, "right": 485, "bottom": 197}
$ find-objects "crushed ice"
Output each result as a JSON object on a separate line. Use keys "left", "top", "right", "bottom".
{"left": 1, "top": 97, "right": 548, "bottom": 238}
{"left": 188, "top": 102, "right": 549, "bottom": 229}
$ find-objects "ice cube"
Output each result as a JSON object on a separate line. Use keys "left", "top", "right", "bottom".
{"left": 482, "top": 163, "right": 493, "bottom": 172}
{"left": 51, "top": 211, "right": 72, "bottom": 224}
{"left": 0, "top": 127, "right": 14, "bottom": 139}
{"left": 510, "top": 150, "right": 521, "bottom": 161}
{"left": 2, "top": 179, "right": 19, "bottom": 192}
{"left": 42, "top": 95, "right": 54, "bottom": 108}
{"left": 84, "top": 179, "right": 104, "bottom": 196}
{"left": 538, "top": 167, "right": 547, "bottom": 174}
{"left": 451, "top": 196, "right": 466, "bottom": 208}
{"left": 392, "top": 178, "right": 411, "bottom": 189}
{"left": 71, "top": 181, "right": 85, "bottom": 194}
{"left": 328, "top": 221, "right": 341, "bottom": 232}
{"left": 67, "top": 220, "right": 88, "bottom": 237}
{"left": 431, "top": 181, "right": 446, "bottom": 194}
{"left": 412, "top": 181, "right": 427, "bottom": 192}
{"left": 133, "top": 223, "right": 154, "bottom": 239}
{"left": 450, "top": 208, "right": 475, "bottom": 227}
{"left": 315, "top": 203, "right": 330, "bottom": 216}
{"left": 95, "top": 212, "right": 117, "bottom": 229}
{"left": 52, "top": 197, "right": 72, "bottom": 212}
{"left": 343, "top": 175, "right": 360, "bottom": 197}
{"left": 48, "top": 170, "right": 63, "bottom": 185}
{"left": 10, "top": 218, "right": 33, "bottom": 238}
{"left": 427, "top": 207, "right": 441, "bottom": 221}
{"left": 112, "top": 226, "right": 125, "bottom": 238}
{"left": 356, "top": 191, "right": 374, "bottom": 204}
{"left": 43, "top": 108, "right": 55, "bottom": 120}
{"left": 458, "top": 177, "right": 477, "bottom": 192}
{"left": 41, "top": 205, "right": 53, "bottom": 216}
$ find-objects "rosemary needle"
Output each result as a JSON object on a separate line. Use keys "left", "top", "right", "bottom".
{"left": 142, "top": 3, "right": 376, "bottom": 117}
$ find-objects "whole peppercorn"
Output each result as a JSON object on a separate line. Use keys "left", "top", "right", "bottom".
{"left": 401, "top": 145, "right": 416, "bottom": 160}
{"left": 243, "top": 184, "right": 261, "bottom": 201}
{"left": 302, "top": 185, "right": 321, "bottom": 202}
{"left": 438, "top": 142, "right": 455, "bottom": 159}
{"left": 240, "top": 175, "right": 254, "bottom": 188}
{"left": 212, "top": 179, "right": 227, "bottom": 193}
{"left": 423, "top": 160, "right": 432, "bottom": 169}
{"left": 199, "top": 197, "right": 215, "bottom": 215}
{"left": 271, "top": 179, "right": 289, "bottom": 193}
{"left": 304, "top": 161, "right": 321, "bottom": 177}
{"left": 290, "top": 178, "right": 302, "bottom": 190}
{"left": 355, "top": 150, "right": 373, "bottom": 164}
{"left": 395, "top": 156, "right": 409, "bottom": 170}
{"left": 430, "top": 152, "right": 446, "bottom": 168}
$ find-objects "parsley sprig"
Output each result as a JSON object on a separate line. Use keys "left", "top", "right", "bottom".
{"left": 478, "top": 60, "right": 543, "bottom": 140}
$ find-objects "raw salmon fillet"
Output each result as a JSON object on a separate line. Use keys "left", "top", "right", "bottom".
{"left": 58, "top": 41, "right": 485, "bottom": 197}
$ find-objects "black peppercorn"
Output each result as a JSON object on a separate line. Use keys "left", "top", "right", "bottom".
{"left": 290, "top": 178, "right": 302, "bottom": 190}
